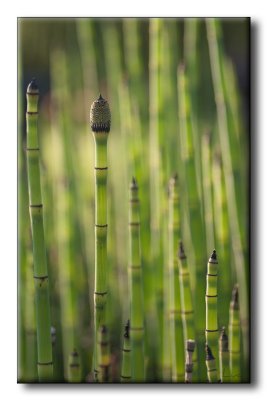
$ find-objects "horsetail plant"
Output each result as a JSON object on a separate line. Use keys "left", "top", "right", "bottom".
{"left": 26, "top": 79, "right": 53, "bottom": 382}
{"left": 229, "top": 285, "right": 241, "bottom": 382}
{"left": 185, "top": 339, "right": 195, "bottom": 383}
{"left": 129, "top": 178, "right": 145, "bottom": 382}
{"left": 90, "top": 94, "right": 111, "bottom": 380}
{"left": 205, "top": 344, "right": 218, "bottom": 383}
{"left": 120, "top": 320, "right": 131, "bottom": 382}
{"left": 68, "top": 349, "right": 82, "bottom": 383}
{"left": 168, "top": 175, "right": 184, "bottom": 382}
{"left": 178, "top": 241, "right": 197, "bottom": 379}
{"left": 219, "top": 327, "right": 230, "bottom": 383}
{"left": 205, "top": 250, "right": 219, "bottom": 381}
{"left": 97, "top": 326, "right": 111, "bottom": 383}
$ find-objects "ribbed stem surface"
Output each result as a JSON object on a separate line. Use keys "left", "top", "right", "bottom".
{"left": 26, "top": 80, "right": 53, "bottom": 382}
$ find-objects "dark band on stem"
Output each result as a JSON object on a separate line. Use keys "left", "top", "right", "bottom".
{"left": 26, "top": 147, "right": 40, "bottom": 151}
{"left": 30, "top": 204, "right": 43, "bottom": 208}
{"left": 122, "top": 348, "right": 131, "bottom": 352}
{"left": 95, "top": 167, "right": 108, "bottom": 170}
{"left": 207, "top": 273, "right": 218, "bottom": 277}
{"left": 205, "top": 329, "right": 219, "bottom": 332}
{"left": 70, "top": 363, "right": 80, "bottom": 368}
{"left": 94, "top": 291, "right": 108, "bottom": 295}
{"left": 27, "top": 111, "right": 39, "bottom": 115}
{"left": 181, "top": 310, "right": 194, "bottom": 314}
{"left": 37, "top": 361, "right": 53, "bottom": 366}
{"left": 129, "top": 222, "right": 140, "bottom": 226}
{"left": 129, "top": 199, "right": 140, "bottom": 203}
{"left": 205, "top": 294, "right": 218, "bottom": 298}
{"left": 34, "top": 275, "right": 48, "bottom": 279}
{"left": 121, "top": 375, "right": 131, "bottom": 379}
{"left": 95, "top": 224, "right": 108, "bottom": 228}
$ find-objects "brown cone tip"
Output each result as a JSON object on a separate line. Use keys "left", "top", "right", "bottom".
{"left": 178, "top": 241, "right": 186, "bottom": 260}
{"left": 90, "top": 94, "right": 111, "bottom": 132}
{"left": 124, "top": 320, "right": 130, "bottom": 338}
{"left": 231, "top": 284, "right": 239, "bottom": 308}
{"left": 130, "top": 177, "right": 138, "bottom": 190}
{"left": 209, "top": 249, "right": 218, "bottom": 263}
{"left": 205, "top": 344, "right": 215, "bottom": 361}
{"left": 27, "top": 78, "right": 39, "bottom": 94}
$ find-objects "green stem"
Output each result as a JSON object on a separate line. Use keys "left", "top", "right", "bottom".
{"left": 185, "top": 339, "right": 195, "bottom": 383}
{"left": 219, "top": 327, "right": 230, "bottom": 383}
{"left": 121, "top": 320, "right": 131, "bottom": 382}
{"left": 26, "top": 79, "right": 53, "bottom": 382}
{"left": 178, "top": 241, "right": 198, "bottom": 380}
{"left": 229, "top": 285, "right": 241, "bottom": 382}
{"left": 205, "top": 344, "right": 218, "bottom": 383}
{"left": 205, "top": 250, "right": 219, "bottom": 382}
{"left": 129, "top": 178, "right": 145, "bottom": 382}
{"left": 168, "top": 175, "right": 184, "bottom": 382}
{"left": 97, "top": 326, "right": 111, "bottom": 383}
{"left": 90, "top": 94, "right": 111, "bottom": 381}
{"left": 68, "top": 349, "right": 82, "bottom": 383}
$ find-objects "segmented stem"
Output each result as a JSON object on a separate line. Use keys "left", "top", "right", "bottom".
{"left": 168, "top": 175, "right": 184, "bottom": 382}
{"left": 205, "top": 344, "right": 218, "bottom": 383}
{"left": 185, "top": 339, "right": 195, "bottom": 383}
{"left": 121, "top": 320, "right": 131, "bottom": 382}
{"left": 129, "top": 178, "right": 145, "bottom": 382}
{"left": 219, "top": 327, "right": 230, "bottom": 383}
{"left": 68, "top": 349, "right": 81, "bottom": 383}
{"left": 90, "top": 94, "right": 111, "bottom": 380}
{"left": 205, "top": 250, "right": 219, "bottom": 381}
{"left": 229, "top": 285, "right": 241, "bottom": 382}
{"left": 26, "top": 79, "right": 53, "bottom": 382}
{"left": 178, "top": 241, "right": 198, "bottom": 380}
{"left": 97, "top": 326, "right": 111, "bottom": 383}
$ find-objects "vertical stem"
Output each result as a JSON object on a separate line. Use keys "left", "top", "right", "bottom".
{"left": 185, "top": 339, "right": 195, "bottom": 383}
{"left": 90, "top": 94, "right": 111, "bottom": 380}
{"left": 168, "top": 175, "right": 184, "bottom": 381}
{"left": 205, "top": 344, "right": 218, "bottom": 383}
{"left": 229, "top": 285, "right": 241, "bottom": 382}
{"left": 97, "top": 326, "right": 111, "bottom": 383}
{"left": 129, "top": 178, "right": 145, "bottom": 382}
{"left": 26, "top": 79, "right": 53, "bottom": 382}
{"left": 205, "top": 250, "right": 219, "bottom": 381}
{"left": 121, "top": 320, "right": 131, "bottom": 382}
{"left": 219, "top": 327, "right": 230, "bottom": 383}
{"left": 178, "top": 241, "right": 198, "bottom": 380}
{"left": 68, "top": 349, "right": 82, "bottom": 383}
